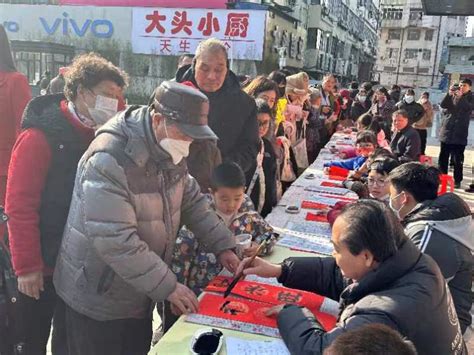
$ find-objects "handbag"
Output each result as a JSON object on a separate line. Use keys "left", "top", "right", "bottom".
{"left": 292, "top": 120, "right": 309, "bottom": 170}
{"left": 279, "top": 137, "right": 297, "bottom": 183}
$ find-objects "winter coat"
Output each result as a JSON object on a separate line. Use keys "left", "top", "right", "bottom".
{"left": 439, "top": 91, "right": 474, "bottom": 146}
{"left": 323, "top": 155, "right": 367, "bottom": 171}
{"left": 412, "top": 100, "right": 434, "bottom": 130}
{"left": 6, "top": 95, "right": 94, "bottom": 274}
{"left": 54, "top": 106, "right": 235, "bottom": 321}
{"left": 306, "top": 106, "right": 324, "bottom": 164}
{"left": 171, "top": 195, "right": 276, "bottom": 295}
{"left": 276, "top": 240, "right": 467, "bottom": 355}
{"left": 187, "top": 139, "right": 222, "bottom": 193}
{"left": 176, "top": 65, "right": 259, "bottom": 175}
{"left": 390, "top": 125, "right": 421, "bottom": 163}
{"left": 396, "top": 100, "right": 425, "bottom": 125}
{"left": 0, "top": 71, "right": 31, "bottom": 178}
{"left": 370, "top": 100, "right": 396, "bottom": 129}
{"left": 350, "top": 99, "right": 370, "bottom": 121}
{"left": 403, "top": 193, "right": 473, "bottom": 333}
{"left": 389, "top": 89, "right": 401, "bottom": 103}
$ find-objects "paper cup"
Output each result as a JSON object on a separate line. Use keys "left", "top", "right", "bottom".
{"left": 235, "top": 234, "right": 252, "bottom": 259}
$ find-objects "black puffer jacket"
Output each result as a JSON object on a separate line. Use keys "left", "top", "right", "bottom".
{"left": 439, "top": 91, "right": 474, "bottom": 146}
{"left": 276, "top": 240, "right": 466, "bottom": 355}
{"left": 176, "top": 65, "right": 259, "bottom": 175}
{"left": 390, "top": 125, "right": 421, "bottom": 163}
{"left": 403, "top": 193, "right": 473, "bottom": 333}
{"left": 396, "top": 100, "right": 425, "bottom": 124}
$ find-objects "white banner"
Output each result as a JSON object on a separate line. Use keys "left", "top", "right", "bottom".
{"left": 131, "top": 8, "right": 266, "bottom": 60}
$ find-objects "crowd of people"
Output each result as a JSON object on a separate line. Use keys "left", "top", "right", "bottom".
{"left": 0, "top": 23, "right": 473, "bottom": 355}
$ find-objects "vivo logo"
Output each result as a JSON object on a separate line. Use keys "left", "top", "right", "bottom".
{"left": 39, "top": 12, "right": 114, "bottom": 38}
{"left": 2, "top": 21, "right": 20, "bottom": 33}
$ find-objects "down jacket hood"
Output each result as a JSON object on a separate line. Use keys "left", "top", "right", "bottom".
{"left": 403, "top": 193, "right": 473, "bottom": 251}
{"left": 21, "top": 93, "right": 65, "bottom": 133}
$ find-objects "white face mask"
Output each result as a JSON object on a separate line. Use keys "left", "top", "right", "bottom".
{"left": 159, "top": 120, "right": 192, "bottom": 165}
{"left": 404, "top": 95, "right": 414, "bottom": 104}
{"left": 389, "top": 192, "right": 404, "bottom": 220}
{"left": 86, "top": 94, "right": 118, "bottom": 128}
{"left": 358, "top": 95, "right": 367, "bottom": 102}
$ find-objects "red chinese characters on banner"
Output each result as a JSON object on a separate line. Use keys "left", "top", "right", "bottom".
{"left": 224, "top": 13, "right": 249, "bottom": 38}
{"left": 171, "top": 11, "right": 192, "bottom": 35}
{"left": 198, "top": 12, "right": 220, "bottom": 36}
{"left": 145, "top": 10, "right": 166, "bottom": 34}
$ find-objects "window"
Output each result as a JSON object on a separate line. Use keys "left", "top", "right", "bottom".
{"left": 307, "top": 28, "right": 317, "bottom": 49}
{"left": 407, "top": 29, "right": 421, "bottom": 40}
{"left": 385, "top": 47, "right": 399, "bottom": 59}
{"left": 425, "top": 29, "right": 434, "bottom": 41}
{"left": 404, "top": 49, "right": 418, "bottom": 59}
{"left": 422, "top": 49, "right": 431, "bottom": 61}
{"left": 383, "top": 66, "right": 396, "bottom": 72}
{"left": 403, "top": 67, "right": 415, "bottom": 72}
{"left": 388, "top": 29, "right": 401, "bottom": 40}
{"left": 409, "top": 9, "right": 423, "bottom": 21}
{"left": 382, "top": 8, "right": 403, "bottom": 20}
{"left": 418, "top": 67, "right": 430, "bottom": 74}
{"left": 447, "top": 15, "right": 457, "bottom": 19}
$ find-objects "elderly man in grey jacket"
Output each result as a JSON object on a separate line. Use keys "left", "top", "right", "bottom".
{"left": 54, "top": 81, "right": 239, "bottom": 355}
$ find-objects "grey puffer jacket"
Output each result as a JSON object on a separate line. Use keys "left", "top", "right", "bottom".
{"left": 54, "top": 106, "right": 235, "bottom": 321}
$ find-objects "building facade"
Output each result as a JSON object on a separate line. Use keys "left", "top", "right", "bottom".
{"left": 375, "top": 0, "right": 466, "bottom": 88}
{"left": 444, "top": 36, "right": 474, "bottom": 84}
{"left": 304, "top": 0, "right": 380, "bottom": 84}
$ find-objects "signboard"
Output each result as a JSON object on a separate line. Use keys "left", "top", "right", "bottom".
{"left": 131, "top": 8, "right": 266, "bottom": 60}
{"left": 0, "top": 4, "right": 130, "bottom": 42}
{"left": 59, "top": 0, "right": 227, "bottom": 8}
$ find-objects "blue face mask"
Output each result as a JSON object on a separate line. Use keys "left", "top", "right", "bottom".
{"left": 389, "top": 191, "right": 404, "bottom": 220}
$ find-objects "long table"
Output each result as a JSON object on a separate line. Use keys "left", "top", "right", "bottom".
{"left": 150, "top": 132, "right": 357, "bottom": 354}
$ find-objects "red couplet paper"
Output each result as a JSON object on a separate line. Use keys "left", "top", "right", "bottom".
{"left": 320, "top": 194, "right": 357, "bottom": 202}
{"left": 320, "top": 181, "right": 341, "bottom": 188}
{"left": 328, "top": 175, "right": 346, "bottom": 181}
{"left": 301, "top": 201, "right": 331, "bottom": 210}
{"left": 198, "top": 294, "right": 278, "bottom": 329}
{"left": 328, "top": 166, "right": 350, "bottom": 177}
{"left": 205, "top": 276, "right": 337, "bottom": 331}
{"left": 306, "top": 212, "right": 329, "bottom": 223}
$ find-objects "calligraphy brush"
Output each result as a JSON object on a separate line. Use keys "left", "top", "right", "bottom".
{"left": 223, "top": 235, "right": 271, "bottom": 299}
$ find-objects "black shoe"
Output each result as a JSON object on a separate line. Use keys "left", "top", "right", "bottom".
{"left": 454, "top": 182, "right": 461, "bottom": 189}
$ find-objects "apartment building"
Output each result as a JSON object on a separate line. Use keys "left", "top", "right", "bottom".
{"left": 375, "top": 0, "right": 466, "bottom": 88}
{"left": 304, "top": 0, "right": 380, "bottom": 83}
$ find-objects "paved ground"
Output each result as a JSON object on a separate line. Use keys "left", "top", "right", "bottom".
{"left": 426, "top": 114, "right": 474, "bottom": 213}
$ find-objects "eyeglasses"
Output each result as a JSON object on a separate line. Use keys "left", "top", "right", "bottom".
{"left": 258, "top": 120, "right": 270, "bottom": 127}
{"left": 367, "top": 178, "right": 387, "bottom": 187}
{"left": 356, "top": 143, "right": 374, "bottom": 149}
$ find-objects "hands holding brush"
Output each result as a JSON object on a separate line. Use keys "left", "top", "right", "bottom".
{"left": 235, "top": 257, "right": 282, "bottom": 279}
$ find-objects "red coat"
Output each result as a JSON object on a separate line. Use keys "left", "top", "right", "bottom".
{"left": 0, "top": 71, "right": 31, "bottom": 207}
{"left": 0, "top": 71, "right": 31, "bottom": 177}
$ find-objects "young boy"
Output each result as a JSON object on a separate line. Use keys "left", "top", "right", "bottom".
{"left": 323, "top": 130, "right": 377, "bottom": 173}
{"left": 171, "top": 162, "right": 277, "bottom": 296}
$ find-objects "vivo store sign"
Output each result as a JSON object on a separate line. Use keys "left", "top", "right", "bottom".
{"left": 0, "top": 5, "right": 124, "bottom": 40}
